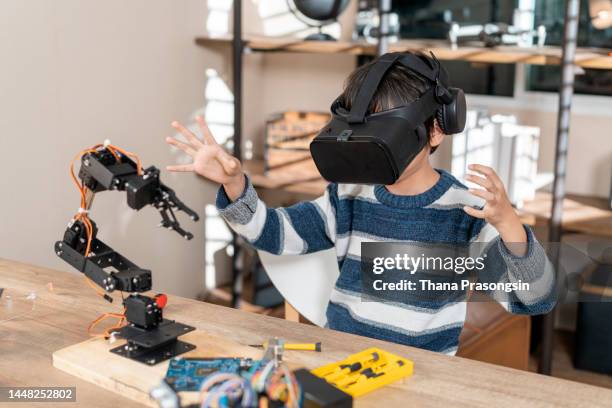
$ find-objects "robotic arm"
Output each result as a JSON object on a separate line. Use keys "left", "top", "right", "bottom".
{"left": 78, "top": 147, "right": 199, "bottom": 238}
{"left": 54, "top": 143, "right": 199, "bottom": 365}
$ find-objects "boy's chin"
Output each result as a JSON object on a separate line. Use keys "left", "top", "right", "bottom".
{"left": 392, "top": 153, "right": 430, "bottom": 184}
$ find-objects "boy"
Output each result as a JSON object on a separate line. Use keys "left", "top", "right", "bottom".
{"left": 166, "top": 54, "right": 554, "bottom": 355}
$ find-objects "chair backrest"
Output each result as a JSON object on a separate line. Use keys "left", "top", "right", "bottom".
{"left": 257, "top": 248, "right": 339, "bottom": 327}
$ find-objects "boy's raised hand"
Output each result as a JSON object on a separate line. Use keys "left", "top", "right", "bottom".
{"left": 166, "top": 116, "right": 246, "bottom": 201}
{"left": 463, "top": 164, "right": 527, "bottom": 247}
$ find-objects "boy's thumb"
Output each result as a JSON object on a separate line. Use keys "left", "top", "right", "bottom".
{"left": 217, "top": 150, "right": 239, "bottom": 175}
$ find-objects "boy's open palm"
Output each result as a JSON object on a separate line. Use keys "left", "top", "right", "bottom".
{"left": 463, "top": 164, "right": 527, "bottom": 246}
{"left": 463, "top": 164, "right": 515, "bottom": 225}
{"left": 166, "top": 116, "right": 243, "bottom": 187}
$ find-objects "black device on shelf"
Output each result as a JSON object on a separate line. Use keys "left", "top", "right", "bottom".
{"left": 54, "top": 146, "right": 199, "bottom": 365}
{"left": 390, "top": 0, "right": 517, "bottom": 97}
{"left": 287, "top": 0, "right": 350, "bottom": 41}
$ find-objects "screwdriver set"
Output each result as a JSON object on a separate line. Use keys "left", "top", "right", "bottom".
{"left": 311, "top": 347, "right": 414, "bottom": 397}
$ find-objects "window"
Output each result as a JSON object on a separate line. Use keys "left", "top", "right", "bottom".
{"left": 391, "top": 0, "right": 517, "bottom": 96}
{"left": 527, "top": 0, "right": 612, "bottom": 95}
{"left": 389, "top": 0, "right": 612, "bottom": 97}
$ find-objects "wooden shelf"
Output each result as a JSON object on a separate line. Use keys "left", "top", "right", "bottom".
{"left": 196, "top": 35, "right": 612, "bottom": 70}
{"left": 520, "top": 192, "right": 612, "bottom": 237}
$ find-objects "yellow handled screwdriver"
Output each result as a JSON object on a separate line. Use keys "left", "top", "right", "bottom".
{"left": 249, "top": 340, "right": 322, "bottom": 352}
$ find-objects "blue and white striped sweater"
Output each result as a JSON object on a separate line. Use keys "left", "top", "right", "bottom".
{"left": 217, "top": 169, "right": 554, "bottom": 354}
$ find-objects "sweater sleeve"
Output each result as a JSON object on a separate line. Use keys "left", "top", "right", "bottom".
{"left": 471, "top": 222, "right": 556, "bottom": 315}
{"left": 216, "top": 175, "right": 337, "bottom": 255}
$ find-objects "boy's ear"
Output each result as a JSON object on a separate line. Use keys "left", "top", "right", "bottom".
{"left": 429, "top": 118, "right": 445, "bottom": 148}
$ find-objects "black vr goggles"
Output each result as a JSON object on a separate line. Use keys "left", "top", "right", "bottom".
{"left": 310, "top": 51, "right": 466, "bottom": 185}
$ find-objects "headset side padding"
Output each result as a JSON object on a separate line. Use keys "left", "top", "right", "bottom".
{"left": 437, "top": 88, "right": 467, "bottom": 135}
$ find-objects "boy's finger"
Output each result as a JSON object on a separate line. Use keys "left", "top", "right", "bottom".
{"left": 468, "top": 164, "right": 504, "bottom": 189}
{"left": 171, "top": 121, "right": 204, "bottom": 149}
{"left": 166, "top": 164, "right": 194, "bottom": 172}
{"left": 468, "top": 164, "right": 494, "bottom": 176}
{"left": 468, "top": 188, "right": 495, "bottom": 202}
{"left": 166, "top": 137, "right": 196, "bottom": 156}
{"left": 465, "top": 174, "right": 494, "bottom": 191}
{"left": 195, "top": 115, "right": 218, "bottom": 145}
{"left": 463, "top": 205, "right": 486, "bottom": 219}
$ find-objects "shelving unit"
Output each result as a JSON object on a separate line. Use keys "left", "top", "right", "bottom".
{"left": 196, "top": 35, "right": 612, "bottom": 69}
{"left": 197, "top": 0, "right": 612, "bottom": 377}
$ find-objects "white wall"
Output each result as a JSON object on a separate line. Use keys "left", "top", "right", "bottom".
{"left": 0, "top": 0, "right": 221, "bottom": 298}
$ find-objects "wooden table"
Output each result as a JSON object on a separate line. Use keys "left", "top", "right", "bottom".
{"left": 2, "top": 258, "right": 612, "bottom": 407}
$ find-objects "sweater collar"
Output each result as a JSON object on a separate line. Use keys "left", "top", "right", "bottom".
{"left": 374, "top": 169, "right": 454, "bottom": 209}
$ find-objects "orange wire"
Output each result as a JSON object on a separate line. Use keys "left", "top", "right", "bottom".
{"left": 81, "top": 216, "right": 94, "bottom": 256}
{"left": 107, "top": 144, "right": 142, "bottom": 175}
{"left": 69, "top": 143, "right": 143, "bottom": 337}
{"left": 105, "top": 146, "right": 121, "bottom": 161}
{"left": 85, "top": 276, "right": 106, "bottom": 298}
{"left": 68, "top": 143, "right": 142, "bottom": 258}
{"left": 69, "top": 148, "right": 97, "bottom": 260}
{"left": 87, "top": 308, "right": 127, "bottom": 338}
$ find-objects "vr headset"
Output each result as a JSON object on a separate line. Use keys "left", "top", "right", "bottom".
{"left": 310, "top": 51, "right": 466, "bottom": 185}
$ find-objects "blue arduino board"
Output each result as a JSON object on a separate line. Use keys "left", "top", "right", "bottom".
{"left": 165, "top": 357, "right": 260, "bottom": 392}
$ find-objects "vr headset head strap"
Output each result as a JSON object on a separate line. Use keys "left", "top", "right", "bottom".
{"left": 397, "top": 53, "right": 437, "bottom": 83}
{"left": 347, "top": 52, "right": 454, "bottom": 124}
{"left": 399, "top": 52, "right": 452, "bottom": 104}
{"left": 347, "top": 52, "right": 402, "bottom": 124}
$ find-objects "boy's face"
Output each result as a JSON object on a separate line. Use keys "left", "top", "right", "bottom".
{"left": 394, "top": 119, "right": 445, "bottom": 184}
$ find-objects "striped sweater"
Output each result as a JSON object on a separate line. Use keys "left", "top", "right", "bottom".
{"left": 216, "top": 170, "right": 554, "bottom": 354}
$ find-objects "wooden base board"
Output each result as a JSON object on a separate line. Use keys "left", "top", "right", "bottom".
{"left": 52, "top": 330, "right": 262, "bottom": 407}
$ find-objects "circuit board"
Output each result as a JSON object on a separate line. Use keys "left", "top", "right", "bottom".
{"left": 165, "top": 357, "right": 260, "bottom": 392}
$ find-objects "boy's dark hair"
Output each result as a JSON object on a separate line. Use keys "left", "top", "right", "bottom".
{"left": 338, "top": 55, "right": 439, "bottom": 154}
